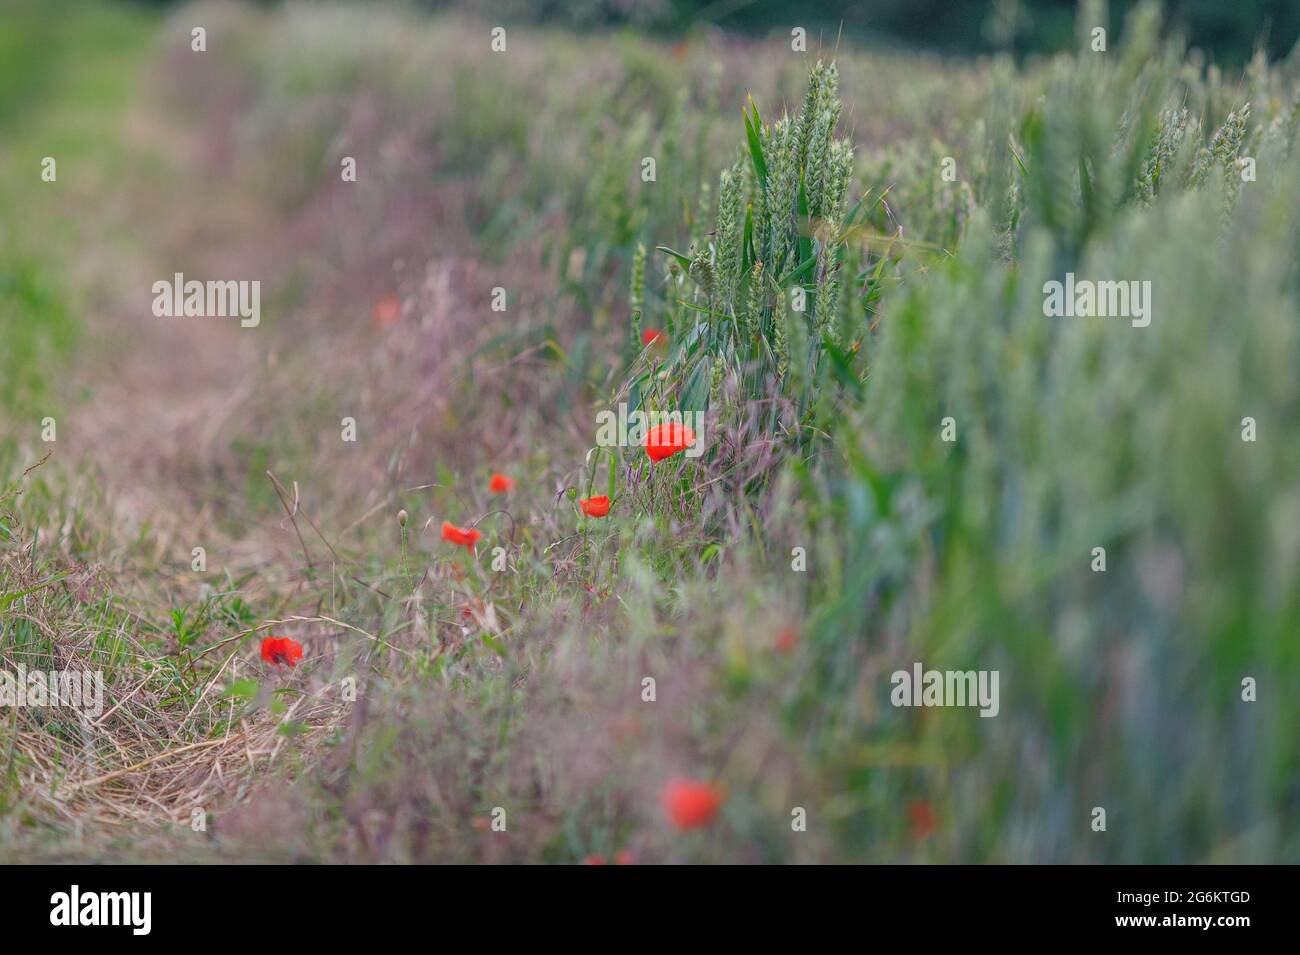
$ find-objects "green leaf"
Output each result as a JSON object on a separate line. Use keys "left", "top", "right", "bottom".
{"left": 779, "top": 253, "right": 818, "bottom": 287}
{"left": 655, "top": 245, "right": 692, "bottom": 269}
{"left": 1078, "top": 156, "right": 1094, "bottom": 209}
{"left": 743, "top": 97, "right": 768, "bottom": 190}
{"left": 842, "top": 191, "right": 870, "bottom": 228}
{"left": 746, "top": 93, "right": 763, "bottom": 137}
{"left": 681, "top": 358, "right": 711, "bottom": 412}
{"left": 0, "top": 573, "right": 69, "bottom": 611}
{"left": 225, "top": 678, "right": 260, "bottom": 702}
{"left": 1009, "top": 133, "right": 1029, "bottom": 179}
{"left": 742, "top": 201, "right": 755, "bottom": 270}
{"left": 820, "top": 337, "right": 864, "bottom": 398}
{"left": 541, "top": 336, "right": 573, "bottom": 367}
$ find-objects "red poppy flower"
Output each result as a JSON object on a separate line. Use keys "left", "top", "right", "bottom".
{"left": 613, "top": 850, "right": 635, "bottom": 865}
{"left": 441, "top": 521, "right": 482, "bottom": 552}
{"left": 371, "top": 294, "right": 401, "bottom": 329}
{"left": 663, "top": 778, "right": 723, "bottom": 830}
{"left": 644, "top": 423, "right": 696, "bottom": 462}
{"left": 579, "top": 495, "right": 610, "bottom": 518}
{"left": 610, "top": 714, "right": 643, "bottom": 741}
{"left": 260, "top": 635, "right": 304, "bottom": 668}
{"left": 642, "top": 328, "right": 665, "bottom": 346}
{"left": 775, "top": 627, "right": 798, "bottom": 652}
{"left": 583, "top": 854, "right": 606, "bottom": 865}
{"left": 488, "top": 473, "right": 514, "bottom": 493}
{"left": 907, "top": 800, "right": 936, "bottom": 841}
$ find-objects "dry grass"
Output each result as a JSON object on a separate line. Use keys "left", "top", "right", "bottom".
{"left": 0, "top": 481, "right": 342, "bottom": 853}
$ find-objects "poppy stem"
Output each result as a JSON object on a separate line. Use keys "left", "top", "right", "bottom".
{"left": 470, "top": 509, "right": 516, "bottom": 545}
{"left": 399, "top": 523, "right": 414, "bottom": 595}
{"left": 583, "top": 447, "right": 618, "bottom": 502}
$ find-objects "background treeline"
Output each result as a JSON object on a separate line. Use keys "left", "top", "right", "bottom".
{"left": 476, "top": 0, "right": 1297, "bottom": 67}
{"left": 127, "top": 0, "right": 1299, "bottom": 66}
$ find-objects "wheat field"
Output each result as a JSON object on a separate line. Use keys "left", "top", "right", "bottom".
{"left": 0, "top": 0, "right": 1297, "bottom": 866}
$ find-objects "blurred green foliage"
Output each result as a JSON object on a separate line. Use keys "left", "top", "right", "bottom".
{"left": 0, "top": 1, "right": 155, "bottom": 452}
